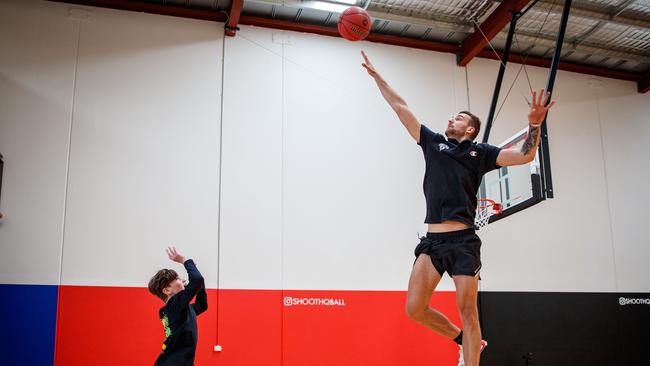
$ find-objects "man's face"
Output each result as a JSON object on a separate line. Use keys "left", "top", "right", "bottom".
{"left": 445, "top": 113, "right": 472, "bottom": 139}
{"left": 163, "top": 277, "right": 186, "bottom": 299}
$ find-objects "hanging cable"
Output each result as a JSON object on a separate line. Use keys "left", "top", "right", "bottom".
{"left": 467, "top": 0, "right": 558, "bottom": 126}
{"left": 491, "top": 0, "right": 558, "bottom": 124}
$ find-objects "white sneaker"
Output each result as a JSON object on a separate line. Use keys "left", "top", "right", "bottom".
{"left": 457, "top": 340, "right": 488, "bottom": 366}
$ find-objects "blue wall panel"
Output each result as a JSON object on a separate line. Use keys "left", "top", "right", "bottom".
{"left": 0, "top": 284, "right": 58, "bottom": 366}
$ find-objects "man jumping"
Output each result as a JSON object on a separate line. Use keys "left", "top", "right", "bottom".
{"left": 361, "top": 50, "right": 554, "bottom": 366}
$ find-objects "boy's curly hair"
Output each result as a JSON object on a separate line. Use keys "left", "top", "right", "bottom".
{"left": 148, "top": 269, "right": 178, "bottom": 301}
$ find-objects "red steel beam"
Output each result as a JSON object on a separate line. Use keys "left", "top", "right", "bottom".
{"left": 239, "top": 15, "right": 341, "bottom": 37}
{"left": 457, "top": 0, "right": 532, "bottom": 67}
{"left": 49, "top": 0, "right": 227, "bottom": 22}
{"left": 225, "top": 0, "right": 244, "bottom": 37}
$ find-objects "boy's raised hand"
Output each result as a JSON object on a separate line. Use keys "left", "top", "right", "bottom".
{"left": 167, "top": 246, "right": 186, "bottom": 264}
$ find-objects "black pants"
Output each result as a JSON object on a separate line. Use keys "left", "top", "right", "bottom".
{"left": 414, "top": 228, "right": 482, "bottom": 276}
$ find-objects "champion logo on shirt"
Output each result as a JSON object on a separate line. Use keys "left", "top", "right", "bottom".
{"left": 438, "top": 143, "right": 449, "bottom": 151}
{"left": 470, "top": 151, "right": 478, "bottom": 157}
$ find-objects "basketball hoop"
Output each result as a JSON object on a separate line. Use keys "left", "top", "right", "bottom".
{"left": 475, "top": 198, "right": 502, "bottom": 228}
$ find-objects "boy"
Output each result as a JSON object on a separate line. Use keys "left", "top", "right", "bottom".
{"left": 148, "top": 247, "right": 208, "bottom": 366}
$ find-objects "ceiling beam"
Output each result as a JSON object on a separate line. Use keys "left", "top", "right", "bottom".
{"left": 364, "top": 8, "right": 473, "bottom": 33}
{"left": 225, "top": 0, "right": 244, "bottom": 37}
{"left": 457, "top": 0, "right": 532, "bottom": 66}
{"left": 476, "top": 50, "right": 640, "bottom": 81}
{"left": 49, "top": 0, "right": 227, "bottom": 22}
{"left": 526, "top": 0, "right": 650, "bottom": 30}
{"left": 494, "top": 31, "right": 650, "bottom": 64}
{"left": 239, "top": 14, "right": 340, "bottom": 37}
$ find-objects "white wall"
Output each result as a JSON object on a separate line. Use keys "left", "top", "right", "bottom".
{"left": 596, "top": 80, "right": 650, "bottom": 292}
{"left": 60, "top": 4, "right": 223, "bottom": 287}
{"left": 1, "top": 0, "right": 648, "bottom": 293}
{"left": 0, "top": 0, "right": 223, "bottom": 287}
{"left": 218, "top": 26, "right": 284, "bottom": 290}
{"left": 219, "top": 25, "right": 470, "bottom": 291}
{"left": 281, "top": 32, "right": 467, "bottom": 291}
{"left": 0, "top": 0, "right": 78, "bottom": 285}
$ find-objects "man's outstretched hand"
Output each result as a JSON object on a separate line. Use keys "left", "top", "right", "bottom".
{"left": 528, "top": 89, "right": 555, "bottom": 126}
{"left": 361, "top": 50, "right": 378, "bottom": 77}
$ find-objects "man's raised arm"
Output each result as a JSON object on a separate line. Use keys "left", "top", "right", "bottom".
{"left": 361, "top": 50, "right": 422, "bottom": 143}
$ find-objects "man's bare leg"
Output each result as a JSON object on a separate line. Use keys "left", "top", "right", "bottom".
{"left": 452, "top": 274, "right": 481, "bottom": 366}
{"left": 405, "top": 254, "right": 461, "bottom": 338}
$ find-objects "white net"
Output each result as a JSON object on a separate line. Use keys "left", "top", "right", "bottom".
{"left": 474, "top": 199, "right": 501, "bottom": 229}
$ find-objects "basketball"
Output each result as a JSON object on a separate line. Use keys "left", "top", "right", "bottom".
{"left": 337, "top": 7, "right": 371, "bottom": 41}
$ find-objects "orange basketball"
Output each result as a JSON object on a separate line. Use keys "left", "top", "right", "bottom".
{"left": 337, "top": 7, "right": 371, "bottom": 41}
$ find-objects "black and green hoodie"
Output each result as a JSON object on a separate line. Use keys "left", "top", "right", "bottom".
{"left": 154, "top": 259, "right": 208, "bottom": 366}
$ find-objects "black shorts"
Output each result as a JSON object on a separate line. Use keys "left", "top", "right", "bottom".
{"left": 414, "top": 228, "right": 482, "bottom": 277}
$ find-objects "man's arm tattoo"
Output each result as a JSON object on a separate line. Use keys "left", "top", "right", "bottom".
{"left": 521, "top": 125, "right": 541, "bottom": 156}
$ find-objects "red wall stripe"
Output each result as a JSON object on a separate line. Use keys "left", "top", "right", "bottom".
{"left": 56, "top": 286, "right": 460, "bottom": 365}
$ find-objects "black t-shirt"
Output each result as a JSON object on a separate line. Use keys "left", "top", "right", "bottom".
{"left": 154, "top": 259, "right": 208, "bottom": 366}
{"left": 418, "top": 124, "right": 501, "bottom": 228}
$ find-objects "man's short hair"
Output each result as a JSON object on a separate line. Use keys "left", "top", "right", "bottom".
{"left": 148, "top": 269, "right": 178, "bottom": 301}
{"left": 459, "top": 110, "right": 481, "bottom": 141}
